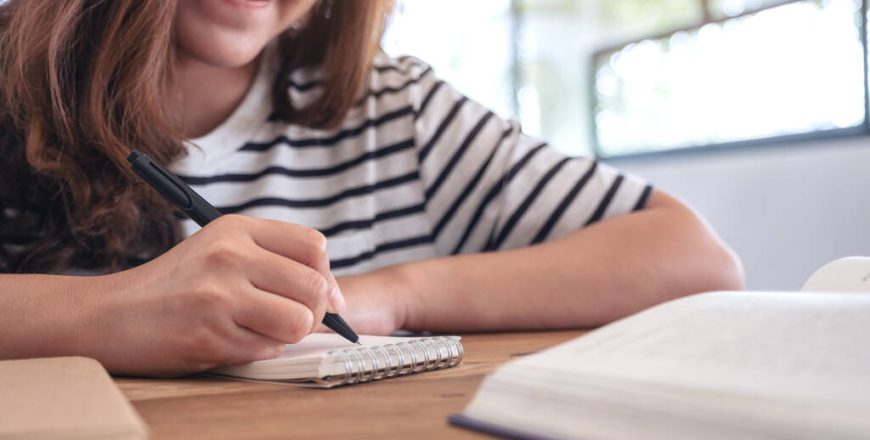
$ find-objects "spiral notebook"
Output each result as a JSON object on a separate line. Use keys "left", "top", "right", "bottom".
{"left": 211, "top": 334, "right": 463, "bottom": 388}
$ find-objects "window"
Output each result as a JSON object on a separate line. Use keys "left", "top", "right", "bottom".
{"left": 710, "top": 0, "right": 793, "bottom": 18}
{"left": 592, "top": 0, "right": 867, "bottom": 156}
{"left": 385, "top": 0, "right": 870, "bottom": 158}
{"left": 513, "top": 0, "right": 709, "bottom": 155}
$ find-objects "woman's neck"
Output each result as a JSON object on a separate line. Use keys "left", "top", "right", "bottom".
{"left": 174, "top": 54, "right": 261, "bottom": 139}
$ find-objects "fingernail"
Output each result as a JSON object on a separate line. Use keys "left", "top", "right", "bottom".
{"left": 259, "top": 345, "right": 283, "bottom": 360}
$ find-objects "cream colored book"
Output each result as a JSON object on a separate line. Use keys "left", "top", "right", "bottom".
{"left": 452, "top": 291, "right": 870, "bottom": 440}
{"left": 212, "top": 334, "right": 463, "bottom": 388}
{"left": 0, "top": 356, "right": 148, "bottom": 439}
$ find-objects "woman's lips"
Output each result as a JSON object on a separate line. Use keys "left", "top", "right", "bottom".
{"left": 221, "top": 0, "right": 271, "bottom": 10}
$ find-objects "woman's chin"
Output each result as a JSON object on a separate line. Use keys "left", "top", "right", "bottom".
{"left": 174, "top": 0, "right": 318, "bottom": 68}
{"left": 177, "top": 35, "right": 268, "bottom": 69}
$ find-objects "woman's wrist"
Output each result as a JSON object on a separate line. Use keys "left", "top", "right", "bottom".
{"left": 376, "top": 264, "right": 417, "bottom": 330}
{"left": 335, "top": 264, "right": 419, "bottom": 334}
{"left": 54, "top": 273, "right": 119, "bottom": 359}
{"left": 75, "top": 271, "right": 126, "bottom": 349}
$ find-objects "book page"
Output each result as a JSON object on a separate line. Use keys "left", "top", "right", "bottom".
{"left": 512, "top": 291, "right": 870, "bottom": 407}
{"left": 460, "top": 291, "right": 870, "bottom": 439}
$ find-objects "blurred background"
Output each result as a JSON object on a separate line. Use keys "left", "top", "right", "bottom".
{"left": 383, "top": 0, "right": 870, "bottom": 290}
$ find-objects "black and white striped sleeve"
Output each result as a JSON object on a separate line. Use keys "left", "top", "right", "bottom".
{"left": 402, "top": 57, "right": 654, "bottom": 255}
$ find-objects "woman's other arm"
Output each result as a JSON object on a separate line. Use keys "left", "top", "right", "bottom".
{"left": 336, "top": 58, "right": 742, "bottom": 334}
{"left": 339, "top": 191, "right": 743, "bottom": 333}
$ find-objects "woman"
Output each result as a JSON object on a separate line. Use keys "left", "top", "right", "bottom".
{"left": 0, "top": 0, "right": 743, "bottom": 375}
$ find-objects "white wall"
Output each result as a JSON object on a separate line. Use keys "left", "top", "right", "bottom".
{"left": 609, "top": 135, "right": 870, "bottom": 290}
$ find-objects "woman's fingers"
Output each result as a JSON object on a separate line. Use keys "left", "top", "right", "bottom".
{"left": 247, "top": 219, "right": 346, "bottom": 313}
{"left": 232, "top": 279, "right": 321, "bottom": 343}
{"left": 246, "top": 248, "right": 330, "bottom": 322}
{"left": 221, "top": 327, "right": 288, "bottom": 366}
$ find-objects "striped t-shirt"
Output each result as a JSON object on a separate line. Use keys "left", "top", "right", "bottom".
{"left": 170, "top": 49, "right": 653, "bottom": 276}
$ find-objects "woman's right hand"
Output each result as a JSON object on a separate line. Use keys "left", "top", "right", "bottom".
{"left": 84, "top": 214, "right": 345, "bottom": 376}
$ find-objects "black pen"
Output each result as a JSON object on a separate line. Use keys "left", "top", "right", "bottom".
{"left": 127, "top": 150, "right": 360, "bottom": 345}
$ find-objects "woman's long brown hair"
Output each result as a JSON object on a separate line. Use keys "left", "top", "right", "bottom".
{"left": 0, "top": 0, "right": 393, "bottom": 273}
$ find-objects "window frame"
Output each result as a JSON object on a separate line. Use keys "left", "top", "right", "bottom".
{"left": 585, "top": 0, "right": 870, "bottom": 159}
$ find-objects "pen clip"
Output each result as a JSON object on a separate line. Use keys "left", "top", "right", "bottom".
{"left": 128, "top": 151, "right": 193, "bottom": 208}
{"left": 127, "top": 150, "right": 222, "bottom": 226}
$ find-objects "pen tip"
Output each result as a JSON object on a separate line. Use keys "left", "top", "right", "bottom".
{"left": 355, "top": 341, "right": 362, "bottom": 346}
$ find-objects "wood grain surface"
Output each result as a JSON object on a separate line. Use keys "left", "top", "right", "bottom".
{"left": 116, "top": 330, "right": 586, "bottom": 439}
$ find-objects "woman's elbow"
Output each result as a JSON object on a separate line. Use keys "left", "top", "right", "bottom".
{"left": 649, "top": 191, "right": 746, "bottom": 295}
{"left": 704, "top": 236, "right": 745, "bottom": 292}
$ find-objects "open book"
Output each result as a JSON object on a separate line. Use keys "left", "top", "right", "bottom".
{"left": 451, "top": 291, "right": 870, "bottom": 439}
{"left": 212, "top": 334, "right": 463, "bottom": 388}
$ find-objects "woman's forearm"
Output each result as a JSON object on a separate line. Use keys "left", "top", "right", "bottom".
{"left": 0, "top": 216, "right": 347, "bottom": 375}
{"left": 0, "top": 274, "right": 106, "bottom": 360}
{"left": 382, "top": 191, "right": 743, "bottom": 332}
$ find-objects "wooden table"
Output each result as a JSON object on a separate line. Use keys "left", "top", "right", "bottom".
{"left": 116, "top": 330, "right": 586, "bottom": 439}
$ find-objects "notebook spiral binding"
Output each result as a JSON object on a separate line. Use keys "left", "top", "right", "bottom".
{"left": 329, "top": 336, "right": 463, "bottom": 386}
